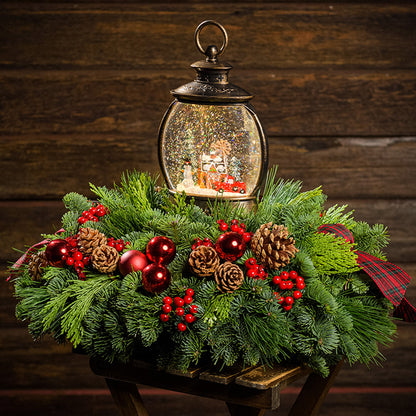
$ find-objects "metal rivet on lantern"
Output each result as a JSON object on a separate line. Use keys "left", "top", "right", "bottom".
{"left": 158, "top": 20, "right": 268, "bottom": 206}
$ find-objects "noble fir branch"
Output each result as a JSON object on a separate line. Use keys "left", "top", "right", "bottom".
{"left": 352, "top": 222, "right": 389, "bottom": 258}
{"left": 43, "top": 275, "right": 118, "bottom": 347}
{"left": 61, "top": 211, "right": 80, "bottom": 236}
{"left": 62, "top": 192, "right": 91, "bottom": 213}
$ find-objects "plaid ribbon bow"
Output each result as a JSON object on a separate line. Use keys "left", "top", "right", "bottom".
{"left": 318, "top": 223, "right": 416, "bottom": 322}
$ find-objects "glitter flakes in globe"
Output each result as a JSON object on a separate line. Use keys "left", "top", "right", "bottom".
{"left": 160, "top": 103, "right": 263, "bottom": 199}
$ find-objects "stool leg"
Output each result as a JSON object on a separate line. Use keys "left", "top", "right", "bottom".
{"left": 106, "top": 378, "right": 150, "bottom": 416}
{"left": 226, "top": 402, "right": 266, "bottom": 416}
{"left": 288, "top": 360, "right": 343, "bottom": 416}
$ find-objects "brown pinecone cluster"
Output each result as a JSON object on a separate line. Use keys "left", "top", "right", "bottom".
{"left": 251, "top": 222, "right": 298, "bottom": 270}
{"left": 188, "top": 244, "right": 244, "bottom": 293}
{"left": 78, "top": 227, "right": 119, "bottom": 273}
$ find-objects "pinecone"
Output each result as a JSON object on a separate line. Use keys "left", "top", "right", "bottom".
{"left": 28, "top": 251, "right": 48, "bottom": 281}
{"left": 77, "top": 227, "right": 107, "bottom": 256}
{"left": 91, "top": 245, "right": 120, "bottom": 274}
{"left": 214, "top": 262, "right": 244, "bottom": 293}
{"left": 189, "top": 245, "right": 220, "bottom": 277}
{"left": 251, "top": 222, "right": 299, "bottom": 270}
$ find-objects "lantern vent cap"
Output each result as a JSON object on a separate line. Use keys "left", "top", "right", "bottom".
{"left": 170, "top": 20, "right": 253, "bottom": 103}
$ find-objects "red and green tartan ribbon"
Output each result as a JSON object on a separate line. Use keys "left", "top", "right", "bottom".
{"left": 317, "top": 223, "right": 416, "bottom": 322}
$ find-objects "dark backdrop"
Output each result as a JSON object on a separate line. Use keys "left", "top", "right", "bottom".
{"left": 1, "top": 1, "right": 415, "bottom": 415}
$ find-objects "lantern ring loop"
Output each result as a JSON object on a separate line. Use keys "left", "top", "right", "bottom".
{"left": 195, "top": 20, "right": 228, "bottom": 58}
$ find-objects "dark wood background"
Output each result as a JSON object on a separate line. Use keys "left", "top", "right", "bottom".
{"left": 1, "top": 1, "right": 415, "bottom": 415}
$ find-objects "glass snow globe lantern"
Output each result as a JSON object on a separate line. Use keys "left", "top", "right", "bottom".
{"left": 158, "top": 20, "right": 268, "bottom": 204}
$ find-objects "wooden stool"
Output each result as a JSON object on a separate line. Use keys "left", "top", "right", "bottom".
{"left": 90, "top": 358, "right": 343, "bottom": 416}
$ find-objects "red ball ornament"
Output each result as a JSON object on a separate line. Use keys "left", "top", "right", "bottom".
{"left": 45, "top": 239, "right": 69, "bottom": 267}
{"left": 141, "top": 263, "right": 171, "bottom": 294}
{"left": 119, "top": 250, "right": 149, "bottom": 277}
{"left": 215, "top": 232, "right": 246, "bottom": 262}
{"left": 146, "top": 236, "right": 176, "bottom": 265}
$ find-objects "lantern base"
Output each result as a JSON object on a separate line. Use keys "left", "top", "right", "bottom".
{"left": 168, "top": 190, "right": 257, "bottom": 213}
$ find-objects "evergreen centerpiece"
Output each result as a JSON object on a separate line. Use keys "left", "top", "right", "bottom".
{"left": 9, "top": 168, "right": 414, "bottom": 377}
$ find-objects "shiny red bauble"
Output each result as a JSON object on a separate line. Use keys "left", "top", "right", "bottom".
{"left": 119, "top": 250, "right": 149, "bottom": 277}
{"left": 215, "top": 231, "right": 246, "bottom": 262}
{"left": 141, "top": 263, "right": 171, "bottom": 294}
{"left": 45, "top": 239, "right": 69, "bottom": 267}
{"left": 146, "top": 236, "right": 176, "bottom": 265}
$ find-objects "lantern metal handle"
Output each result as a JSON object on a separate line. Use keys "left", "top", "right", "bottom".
{"left": 195, "top": 20, "right": 228, "bottom": 62}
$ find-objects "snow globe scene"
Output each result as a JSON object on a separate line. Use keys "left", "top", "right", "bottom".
{"left": 159, "top": 102, "right": 263, "bottom": 199}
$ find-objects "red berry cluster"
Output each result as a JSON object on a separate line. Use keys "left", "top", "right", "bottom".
{"left": 77, "top": 204, "right": 108, "bottom": 224}
{"left": 244, "top": 257, "right": 268, "bottom": 280}
{"left": 272, "top": 270, "right": 305, "bottom": 311}
{"left": 217, "top": 219, "right": 252, "bottom": 243}
{"left": 63, "top": 236, "right": 89, "bottom": 280}
{"left": 160, "top": 288, "right": 198, "bottom": 332}
{"left": 107, "top": 237, "right": 130, "bottom": 253}
{"left": 191, "top": 237, "right": 213, "bottom": 250}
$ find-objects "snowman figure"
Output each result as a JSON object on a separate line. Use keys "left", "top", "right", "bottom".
{"left": 178, "top": 161, "right": 194, "bottom": 191}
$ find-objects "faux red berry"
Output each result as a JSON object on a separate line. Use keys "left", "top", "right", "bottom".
{"left": 272, "top": 275, "right": 281, "bottom": 285}
{"left": 82, "top": 210, "right": 89, "bottom": 218}
{"left": 107, "top": 240, "right": 116, "bottom": 248}
{"left": 242, "top": 232, "right": 252, "bottom": 243}
{"left": 202, "top": 238, "right": 213, "bottom": 247}
{"left": 278, "top": 296, "right": 285, "bottom": 304}
{"left": 115, "top": 243, "right": 124, "bottom": 252}
{"left": 96, "top": 208, "right": 106, "bottom": 217}
{"left": 280, "top": 271, "right": 289, "bottom": 280}
{"left": 163, "top": 296, "right": 173, "bottom": 305}
{"left": 178, "top": 323, "right": 187, "bottom": 332}
{"left": 160, "top": 314, "right": 169, "bottom": 322}
{"left": 184, "top": 295, "right": 193, "bottom": 305}
{"left": 66, "top": 257, "right": 75, "bottom": 266}
{"left": 286, "top": 281, "right": 294, "bottom": 290}
{"left": 174, "top": 297, "right": 184, "bottom": 307}
{"left": 74, "top": 260, "right": 84, "bottom": 270}
{"left": 78, "top": 217, "right": 88, "bottom": 224}
{"left": 285, "top": 296, "right": 294, "bottom": 305}
{"left": 162, "top": 304, "right": 172, "bottom": 313}
{"left": 282, "top": 304, "right": 292, "bottom": 311}
{"left": 245, "top": 257, "right": 257, "bottom": 268}
{"left": 92, "top": 217, "right": 99, "bottom": 222}
{"left": 82, "top": 256, "right": 90, "bottom": 266}
{"left": 296, "top": 281, "right": 305, "bottom": 290}
{"left": 231, "top": 219, "right": 239, "bottom": 225}
{"left": 247, "top": 268, "right": 258, "bottom": 279}
{"left": 231, "top": 224, "right": 240, "bottom": 232}
{"left": 293, "top": 290, "right": 302, "bottom": 299}
{"left": 279, "top": 281, "right": 287, "bottom": 290}
{"left": 89, "top": 207, "right": 97, "bottom": 215}
{"left": 296, "top": 276, "right": 304, "bottom": 284}
{"left": 239, "top": 223, "right": 246, "bottom": 229}
{"left": 186, "top": 288, "right": 194, "bottom": 297}
{"left": 176, "top": 307, "right": 185, "bottom": 316}
{"left": 189, "top": 305, "right": 198, "bottom": 314}
{"left": 219, "top": 222, "right": 228, "bottom": 231}
{"left": 73, "top": 251, "right": 83, "bottom": 261}
{"left": 289, "top": 270, "right": 298, "bottom": 279}
{"left": 258, "top": 269, "right": 267, "bottom": 279}
{"left": 185, "top": 314, "right": 195, "bottom": 323}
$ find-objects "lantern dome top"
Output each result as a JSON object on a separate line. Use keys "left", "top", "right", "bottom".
{"left": 171, "top": 20, "right": 253, "bottom": 103}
